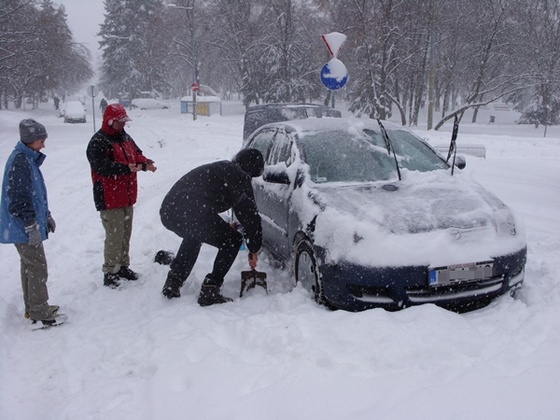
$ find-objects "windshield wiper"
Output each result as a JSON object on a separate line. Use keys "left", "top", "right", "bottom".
{"left": 445, "top": 115, "right": 460, "bottom": 175}
{"left": 376, "top": 119, "right": 402, "bottom": 181}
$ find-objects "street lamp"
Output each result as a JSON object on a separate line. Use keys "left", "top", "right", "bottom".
{"left": 167, "top": 1, "right": 198, "bottom": 120}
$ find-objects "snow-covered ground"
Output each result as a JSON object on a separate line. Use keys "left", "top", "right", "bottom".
{"left": 1, "top": 101, "right": 559, "bottom": 420}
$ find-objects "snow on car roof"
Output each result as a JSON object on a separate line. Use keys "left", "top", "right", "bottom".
{"left": 264, "top": 116, "right": 404, "bottom": 134}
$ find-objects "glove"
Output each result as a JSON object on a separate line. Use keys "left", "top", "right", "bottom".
{"left": 25, "top": 222, "right": 42, "bottom": 247}
{"left": 47, "top": 214, "right": 56, "bottom": 233}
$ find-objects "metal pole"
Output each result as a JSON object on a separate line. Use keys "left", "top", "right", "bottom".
{"left": 168, "top": 1, "right": 196, "bottom": 119}
{"left": 91, "top": 95, "right": 96, "bottom": 132}
{"left": 427, "top": 0, "right": 435, "bottom": 130}
{"left": 191, "top": 6, "right": 197, "bottom": 121}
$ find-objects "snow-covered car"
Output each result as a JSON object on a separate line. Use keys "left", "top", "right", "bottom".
{"left": 131, "top": 98, "right": 169, "bottom": 110}
{"left": 243, "top": 118, "right": 527, "bottom": 312}
{"left": 63, "top": 101, "right": 86, "bottom": 123}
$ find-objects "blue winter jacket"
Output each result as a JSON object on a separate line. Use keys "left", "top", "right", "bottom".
{"left": 0, "top": 141, "right": 50, "bottom": 244}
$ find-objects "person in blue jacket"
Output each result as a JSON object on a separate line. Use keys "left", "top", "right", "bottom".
{"left": 0, "top": 119, "right": 61, "bottom": 323}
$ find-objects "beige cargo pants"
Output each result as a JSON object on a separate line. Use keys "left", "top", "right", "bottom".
{"left": 100, "top": 206, "right": 133, "bottom": 274}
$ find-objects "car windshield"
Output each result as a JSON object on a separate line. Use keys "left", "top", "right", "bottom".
{"left": 299, "top": 128, "right": 448, "bottom": 183}
{"left": 363, "top": 128, "right": 448, "bottom": 172}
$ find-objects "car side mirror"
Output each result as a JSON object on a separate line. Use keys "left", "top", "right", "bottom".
{"left": 263, "top": 168, "right": 290, "bottom": 185}
{"left": 454, "top": 155, "right": 466, "bottom": 169}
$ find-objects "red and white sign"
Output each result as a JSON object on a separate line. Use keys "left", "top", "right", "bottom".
{"left": 191, "top": 83, "right": 199, "bottom": 92}
{"left": 321, "top": 32, "right": 347, "bottom": 59}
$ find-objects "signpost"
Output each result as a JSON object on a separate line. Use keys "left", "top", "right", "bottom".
{"left": 191, "top": 82, "right": 199, "bottom": 120}
{"left": 86, "top": 85, "right": 99, "bottom": 132}
{"left": 320, "top": 32, "right": 348, "bottom": 91}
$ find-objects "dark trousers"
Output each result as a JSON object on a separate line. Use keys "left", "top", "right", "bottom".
{"left": 166, "top": 213, "right": 243, "bottom": 286}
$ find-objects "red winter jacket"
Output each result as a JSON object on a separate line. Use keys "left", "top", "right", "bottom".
{"left": 86, "top": 125, "right": 149, "bottom": 211}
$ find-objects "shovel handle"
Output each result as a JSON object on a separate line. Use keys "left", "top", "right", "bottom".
{"left": 248, "top": 252, "right": 258, "bottom": 269}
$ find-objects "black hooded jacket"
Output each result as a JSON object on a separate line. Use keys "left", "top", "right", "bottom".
{"left": 160, "top": 160, "right": 262, "bottom": 253}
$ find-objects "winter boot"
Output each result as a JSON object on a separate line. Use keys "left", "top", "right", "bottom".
{"left": 30, "top": 305, "right": 60, "bottom": 323}
{"left": 197, "top": 275, "right": 233, "bottom": 307}
{"left": 26, "top": 304, "right": 59, "bottom": 320}
{"left": 104, "top": 272, "right": 120, "bottom": 289}
{"left": 117, "top": 266, "right": 139, "bottom": 281}
{"left": 161, "top": 271, "right": 183, "bottom": 299}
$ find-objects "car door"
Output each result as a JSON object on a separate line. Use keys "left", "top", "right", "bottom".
{"left": 245, "top": 128, "right": 281, "bottom": 251}
{"left": 250, "top": 128, "right": 295, "bottom": 259}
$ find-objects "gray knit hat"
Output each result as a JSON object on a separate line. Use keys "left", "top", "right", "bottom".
{"left": 19, "top": 119, "right": 48, "bottom": 144}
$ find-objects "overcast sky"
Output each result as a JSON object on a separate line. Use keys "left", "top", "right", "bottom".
{"left": 57, "top": 0, "right": 105, "bottom": 52}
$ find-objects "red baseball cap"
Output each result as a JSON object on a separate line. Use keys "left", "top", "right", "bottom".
{"left": 103, "top": 103, "right": 131, "bottom": 125}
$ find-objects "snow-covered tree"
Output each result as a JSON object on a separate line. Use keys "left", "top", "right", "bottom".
{"left": 98, "top": 0, "right": 170, "bottom": 100}
{"left": 509, "top": 0, "right": 560, "bottom": 136}
{"left": 205, "top": 0, "right": 267, "bottom": 103}
{"left": 0, "top": 0, "right": 92, "bottom": 109}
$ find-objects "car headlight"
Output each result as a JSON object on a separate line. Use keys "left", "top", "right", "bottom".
{"left": 495, "top": 208, "right": 517, "bottom": 236}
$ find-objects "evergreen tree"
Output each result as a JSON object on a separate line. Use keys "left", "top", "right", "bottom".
{"left": 98, "top": 0, "right": 169, "bottom": 100}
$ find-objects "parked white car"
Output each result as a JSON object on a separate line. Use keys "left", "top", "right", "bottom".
{"left": 63, "top": 101, "right": 86, "bottom": 123}
{"left": 131, "top": 98, "right": 169, "bottom": 110}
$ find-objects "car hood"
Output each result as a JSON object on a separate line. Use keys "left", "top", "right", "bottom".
{"left": 308, "top": 170, "right": 526, "bottom": 267}
{"left": 317, "top": 179, "right": 503, "bottom": 234}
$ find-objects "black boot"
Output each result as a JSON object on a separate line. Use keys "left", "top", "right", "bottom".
{"left": 117, "top": 266, "right": 139, "bottom": 280}
{"left": 104, "top": 272, "right": 120, "bottom": 289}
{"left": 197, "top": 275, "right": 233, "bottom": 307}
{"left": 162, "top": 271, "right": 183, "bottom": 299}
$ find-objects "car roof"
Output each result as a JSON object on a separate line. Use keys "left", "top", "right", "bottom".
{"left": 257, "top": 117, "right": 405, "bottom": 135}
{"left": 246, "top": 102, "right": 332, "bottom": 112}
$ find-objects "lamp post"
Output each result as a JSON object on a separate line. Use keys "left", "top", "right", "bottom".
{"left": 167, "top": 1, "right": 197, "bottom": 120}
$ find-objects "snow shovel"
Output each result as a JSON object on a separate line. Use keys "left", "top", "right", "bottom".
{"left": 240, "top": 268, "right": 268, "bottom": 297}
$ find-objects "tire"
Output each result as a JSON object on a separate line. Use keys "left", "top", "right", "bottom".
{"left": 295, "top": 239, "right": 328, "bottom": 306}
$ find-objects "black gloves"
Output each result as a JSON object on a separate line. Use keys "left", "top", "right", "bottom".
{"left": 47, "top": 214, "right": 56, "bottom": 233}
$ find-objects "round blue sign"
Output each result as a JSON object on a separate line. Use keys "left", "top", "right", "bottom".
{"left": 320, "top": 58, "right": 348, "bottom": 90}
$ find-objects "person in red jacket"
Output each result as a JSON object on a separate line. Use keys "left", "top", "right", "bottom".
{"left": 86, "top": 104, "right": 157, "bottom": 288}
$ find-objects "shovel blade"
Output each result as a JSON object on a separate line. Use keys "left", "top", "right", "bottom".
{"left": 240, "top": 269, "right": 268, "bottom": 297}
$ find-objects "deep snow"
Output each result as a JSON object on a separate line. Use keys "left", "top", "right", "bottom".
{"left": 1, "top": 101, "right": 559, "bottom": 420}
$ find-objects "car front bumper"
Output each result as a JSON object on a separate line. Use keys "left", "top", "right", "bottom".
{"left": 318, "top": 246, "right": 527, "bottom": 312}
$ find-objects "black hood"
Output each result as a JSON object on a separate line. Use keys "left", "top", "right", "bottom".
{"left": 233, "top": 148, "right": 264, "bottom": 177}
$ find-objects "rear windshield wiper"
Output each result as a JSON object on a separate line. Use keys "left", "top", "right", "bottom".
{"left": 376, "top": 119, "right": 402, "bottom": 181}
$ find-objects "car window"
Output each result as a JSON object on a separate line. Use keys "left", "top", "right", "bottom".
{"left": 299, "top": 130, "right": 397, "bottom": 183}
{"left": 268, "top": 129, "right": 293, "bottom": 166}
{"left": 247, "top": 128, "right": 277, "bottom": 163}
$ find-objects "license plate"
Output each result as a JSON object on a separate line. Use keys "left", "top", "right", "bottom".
{"left": 429, "top": 261, "right": 494, "bottom": 286}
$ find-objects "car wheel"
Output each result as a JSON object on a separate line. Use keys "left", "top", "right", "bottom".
{"left": 295, "top": 239, "right": 328, "bottom": 306}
